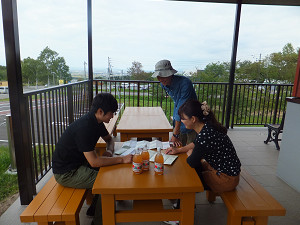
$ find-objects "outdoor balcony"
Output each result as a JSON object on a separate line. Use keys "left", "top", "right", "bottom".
{"left": 1, "top": 0, "right": 300, "bottom": 224}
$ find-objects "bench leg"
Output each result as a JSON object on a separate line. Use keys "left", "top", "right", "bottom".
{"left": 273, "top": 132, "right": 280, "bottom": 150}
{"left": 227, "top": 213, "right": 241, "bottom": 225}
{"left": 253, "top": 216, "right": 268, "bottom": 225}
{"left": 264, "top": 128, "right": 272, "bottom": 144}
{"left": 206, "top": 191, "right": 217, "bottom": 203}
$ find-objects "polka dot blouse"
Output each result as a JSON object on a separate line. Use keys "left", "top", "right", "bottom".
{"left": 187, "top": 123, "right": 241, "bottom": 176}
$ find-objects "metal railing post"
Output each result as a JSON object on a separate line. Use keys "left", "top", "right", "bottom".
{"left": 137, "top": 81, "right": 140, "bottom": 107}
{"left": 2, "top": 0, "right": 35, "bottom": 204}
{"left": 67, "top": 85, "right": 74, "bottom": 124}
{"left": 225, "top": 0, "right": 242, "bottom": 129}
{"left": 6, "top": 115, "right": 16, "bottom": 171}
{"left": 273, "top": 85, "right": 281, "bottom": 124}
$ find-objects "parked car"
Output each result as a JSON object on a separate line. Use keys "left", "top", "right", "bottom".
{"left": 140, "top": 84, "right": 151, "bottom": 90}
{"left": 119, "top": 82, "right": 129, "bottom": 88}
{"left": 0, "top": 86, "right": 9, "bottom": 94}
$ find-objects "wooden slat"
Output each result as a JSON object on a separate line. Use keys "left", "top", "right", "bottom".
{"left": 235, "top": 178, "right": 267, "bottom": 210}
{"left": 133, "top": 200, "right": 164, "bottom": 211}
{"left": 116, "top": 209, "right": 181, "bottom": 223}
{"left": 221, "top": 169, "right": 286, "bottom": 219}
{"left": 240, "top": 170, "right": 286, "bottom": 216}
{"left": 62, "top": 188, "right": 87, "bottom": 221}
{"left": 34, "top": 182, "right": 64, "bottom": 222}
{"left": 20, "top": 176, "right": 57, "bottom": 222}
{"left": 48, "top": 187, "right": 75, "bottom": 221}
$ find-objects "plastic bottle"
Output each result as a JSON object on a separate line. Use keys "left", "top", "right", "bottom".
{"left": 132, "top": 148, "right": 143, "bottom": 174}
{"left": 154, "top": 147, "right": 164, "bottom": 175}
{"left": 141, "top": 146, "right": 150, "bottom": 171}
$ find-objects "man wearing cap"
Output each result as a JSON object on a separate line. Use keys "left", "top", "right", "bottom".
{"left": 152, "top": 59, "right": 197, "bottom": 147}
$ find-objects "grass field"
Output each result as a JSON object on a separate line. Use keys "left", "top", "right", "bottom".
{"left": 0, "top": 146, "right": 18, "bottom": 202}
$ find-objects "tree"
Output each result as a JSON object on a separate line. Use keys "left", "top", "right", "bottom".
{"left": 264, "top": 43, "right": 298, "bottom": 83}
{"left": 0, "top": 65, "right": 6, "bottom": 81}
{"left": 235, "top": 60, "right": 267, "bottom": 83}
{"left": 37, "top": 46, "right": 71, "bottom": 85}
{"left": 127, "top": 61, "right": 153, "bottom": 81}
{"left": 191, "top": 62, "right": 230, "bottom": 82}
{"left": 22, "top": 57, "right": 46, "bottom": 85}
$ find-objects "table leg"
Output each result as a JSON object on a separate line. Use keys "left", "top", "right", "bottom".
{"left": 161, "top": 133, "right": 170, "bottom": 142}
{"left": 101, "top": 194, "right": 116, "bottom": 225}
{"left": 180, "top": 192, "right": 195, "bottom": 225}
{"left": 253, "top": 216, "right": 268, "bottom": 225}
{"left": 120, "top": 133, "right": 128, "bottom": 142}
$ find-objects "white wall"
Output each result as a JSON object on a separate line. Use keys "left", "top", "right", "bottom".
{"left": 277, "top": 101, "right": 300, "bottom": 192}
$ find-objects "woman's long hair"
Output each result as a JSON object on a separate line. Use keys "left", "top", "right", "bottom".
{"left": 178, "top": 99, "right": 227, "bottom": 134}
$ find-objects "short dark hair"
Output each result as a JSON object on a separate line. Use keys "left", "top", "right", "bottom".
{"left": 90, "top": 93, "right": 118, "bottom": 114}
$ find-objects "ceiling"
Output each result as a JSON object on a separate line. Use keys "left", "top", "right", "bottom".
{"left": 171, "top": 0, "right": 300, "bottom": 6}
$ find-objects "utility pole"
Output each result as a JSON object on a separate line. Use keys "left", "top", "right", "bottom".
{"left": 107, "top": 57, "right": 112, "bottom": 91}
{"left": 84, "top": 61, "right": 87, "bottom": 80}
{"left": 258, "top": 53, "right": 262, "bottom": 75}
{"left": 107, "top": 57, "right": 112, "bottom": 80}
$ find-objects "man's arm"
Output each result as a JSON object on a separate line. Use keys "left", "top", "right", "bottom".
{"left": 171, "top": 120, "right": 181, "bottom": 146}
{"left": 84, "top": 151, "right": 132, "bottom": 168}
{"left": 102, "top": 134, "right": 114, "bottom": 156}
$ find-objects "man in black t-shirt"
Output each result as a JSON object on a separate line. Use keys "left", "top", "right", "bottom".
{"left": 52, "top": 93, "right": 132, "bottom": 225}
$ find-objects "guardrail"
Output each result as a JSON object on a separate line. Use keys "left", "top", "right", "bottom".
{"left": 22, "top": 79, "right": 292, "bottom": 185}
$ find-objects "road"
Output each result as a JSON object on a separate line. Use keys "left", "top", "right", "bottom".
{"left": 0, "top": 98, "right": 10, "bottom": 143}
{"left": 0, "top": 86, "right": 46, "bottom": 145}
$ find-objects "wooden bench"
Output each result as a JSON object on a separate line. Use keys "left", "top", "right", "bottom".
{"left": 95, "top": 103, "right": 124, "bottom": 155}
{"left": 264, "top": 112, "right": 285, "bottom": 150}
{"left": 206, "top": 169, "right": 286, "bottom": 225}
{"left": 20, "top": 176, "right": 90, "bottom": 225}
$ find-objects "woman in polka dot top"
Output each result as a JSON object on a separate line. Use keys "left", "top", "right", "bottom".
{"left": 166, "top": 99, "right": 241, "bottom": 193}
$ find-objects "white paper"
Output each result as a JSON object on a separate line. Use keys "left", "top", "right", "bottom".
{"left": 114, "top": 146, "right": 131, "bottom": 155}
{"left": 120, "top": 147, "right": 136, "bottom": 156}
{"left": 148, "top": 150, "right": 178, "bottom": 165}
{"left": 162, "top": 142, "right": 170, "bottom": 149}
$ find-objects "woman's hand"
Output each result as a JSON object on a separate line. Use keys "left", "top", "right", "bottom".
{"left": 165, "top": 147, "right": 180, "bottom": 155}
{"left": 186, "top": 149, "right": 193, "bottom": 156}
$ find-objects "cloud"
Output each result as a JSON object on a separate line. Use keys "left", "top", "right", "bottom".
{"left": 1, "top": 0, "right": 299, "bottom": 73}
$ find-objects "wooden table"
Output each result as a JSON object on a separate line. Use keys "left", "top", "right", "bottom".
{"left": 92, "top": 143, "right": 204, "bottom": 225}
{"left": 116, "top": 107, "right": 173, "bottom": 141}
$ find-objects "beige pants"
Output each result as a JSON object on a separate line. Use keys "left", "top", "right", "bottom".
{"left": 202, "top": 161, "right": 240, "bottom": 194}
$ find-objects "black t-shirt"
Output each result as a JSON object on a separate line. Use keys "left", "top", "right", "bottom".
{"left": 52, "top": 112, "right": 109, "bottom": 174}
{"left": 186, "top": 123, "right": 241, "bottom": 176}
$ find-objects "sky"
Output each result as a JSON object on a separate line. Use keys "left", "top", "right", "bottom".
{"left": 1, "top": 0, "right": 300, "bottom": 74}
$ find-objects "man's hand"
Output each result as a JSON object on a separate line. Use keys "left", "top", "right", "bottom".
{"left": 122, "top": 154, "right": 133, "bottom": 164}
{"left": 170, "top": 135, "right": 182, "bottom": 147}
{"left": 165, "top": 147, "right": 180, "bottom": 155}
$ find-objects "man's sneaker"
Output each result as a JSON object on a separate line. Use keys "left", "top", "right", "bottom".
{"left": 163, "top": 221, "right": 179, "bottom": 225}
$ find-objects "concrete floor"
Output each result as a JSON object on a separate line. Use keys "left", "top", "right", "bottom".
{"left": 1, "top": 127, "right": 300, "bottom": 225}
